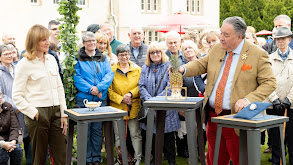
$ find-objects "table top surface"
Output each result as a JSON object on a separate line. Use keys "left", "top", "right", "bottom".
{"left": 143, "top": 96, "right": 204, "bottom": 109}
{"left": 65, "top": 106, "right": 128, "bottom": 121}
{"left": 212, "top": 114, "right": 289, "bottom": 128}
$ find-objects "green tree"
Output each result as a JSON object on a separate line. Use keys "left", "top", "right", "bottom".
{"left": 57, "top": 0, "right": 81, "bottom": 108}
{"left": 220, "top": 0, "right": 293, "bottom": 32}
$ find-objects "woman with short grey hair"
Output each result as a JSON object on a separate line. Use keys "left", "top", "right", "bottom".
{"left": 109, "top": 44, "right": 142, "bottom": 165}
{"left": 116, "top": 44, "right": 131, "bottom": 55}
{"left": 74, "top": 31, "right": 114, "bottom": 165}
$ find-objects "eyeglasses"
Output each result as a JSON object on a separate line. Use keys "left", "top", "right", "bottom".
{"left": 2, "top": 52, "right": 13, "bottom": 57}
{"left": 51, "top": 28, "right": 58, "bottom": 31}
{"left": 149, "top": 50, "right": 161, "bottom": 55}
{"left": 84, "top": 40, "right": 96, "bottom": 43}
{"left": 118, "top": 53, "right": 129, "bottom": 57}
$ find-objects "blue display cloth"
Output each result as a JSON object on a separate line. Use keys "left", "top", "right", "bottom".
{"left": 148, "top": 96, "right": 203, "bottom": 102}
{"left": 72, "top": 107, "right": 117, "bottom": 114}
{"left": 227, "top": 115, "right": 280, "bottom": 121}
{"left": 233, "top": 101, "right": 272, "bottom": 120}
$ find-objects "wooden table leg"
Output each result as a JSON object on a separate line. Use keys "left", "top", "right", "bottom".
{"left": 104, "top": 121, "right": 114, "bottom": 165}
{"left": 247, "top": 129, "right": 261, "bottom": 165}
{"left": 196, "top": 107, "right": 206, "bottom": 165}
{"left": 66, "top": 119, "right": 76, "bottom": 165}
{"left": 239, "top": 129, "right": 248, "bottom": 165}
{"left": 155, "top": 110, "right": 166, "bottom": 164}
{"left": 117, "top": 119, "right": 128, "bottom": 165}
{"left": 145, "top": 109, "right": 155, "bottom": 165}
{"left": 279, "top": 124, "right": 286, "bottom": 165}
{"left": 185, "top": 109, "right": 198, "bottom": 165}
{"left": 213, "top": 125, "right": 222, "bottom": 165}
{"left": 77, "top": 121, "right": 88, "bottom": 165}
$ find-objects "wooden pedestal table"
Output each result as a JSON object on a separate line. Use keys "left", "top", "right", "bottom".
{"left": 65, "top": 107, "right": 128, "bottom": 165}
{"left": 143, "top": 96, "right": 205, "bottom": 165}
{"left": 212, "top": 115, "right": 289, "bottom": 165}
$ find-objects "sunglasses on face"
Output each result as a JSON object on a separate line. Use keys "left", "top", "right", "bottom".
{"left": 149, "top": 50, "right": 161, "bottom": 55}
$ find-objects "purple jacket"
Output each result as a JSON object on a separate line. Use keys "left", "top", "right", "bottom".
{"left": 139, "top": 61, "right": 180, "bottom": 133}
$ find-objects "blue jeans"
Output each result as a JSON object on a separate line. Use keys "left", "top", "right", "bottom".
{"left": 76, "top": 98, "right": 106, "bottom": 163}
{"left": 0, "top": 144, "right": 23, "bottom": 165}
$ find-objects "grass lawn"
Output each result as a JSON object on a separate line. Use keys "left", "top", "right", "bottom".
{"left": 21, "top": 136, "right": 289, "bottom": 165}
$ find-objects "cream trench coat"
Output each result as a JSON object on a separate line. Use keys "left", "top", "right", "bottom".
{"left": 264, "top": 48, "right": 293, "bottom": 109}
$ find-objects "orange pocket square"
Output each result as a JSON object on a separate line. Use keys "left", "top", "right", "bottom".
{"left": 241, "top": 64, "right": 252, "bottom": 71}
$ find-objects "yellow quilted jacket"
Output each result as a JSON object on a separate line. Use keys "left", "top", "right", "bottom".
{"left": 108, "top": 62, "right": 141, "bottom": 119}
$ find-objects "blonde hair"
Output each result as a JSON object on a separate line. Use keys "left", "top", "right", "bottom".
{"left": 206, "top": 31, "right": 220, "bottom": 42}
{"left": 197, "top": 32, "right": 208, "bottom": 50}
{"left": 246, "top": 31, "right": 259, "bottom": 45}
{"left": 24, "top": 24, "right": 50, "bottom": 60}
{"left": 145, "top": 42, "right": 169, "bottom": 66}
{"left": 95, "top": 32, "right": 112, "bottom": 58}
{"left": 247, "top": 26, "right": 256, "bottom": 34}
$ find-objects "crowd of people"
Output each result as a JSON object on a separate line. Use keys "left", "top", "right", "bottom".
{"left": 0, "top": 14, "right": 292, "bottom": 165}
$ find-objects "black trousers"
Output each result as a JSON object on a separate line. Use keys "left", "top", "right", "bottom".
{"left": 176, "top": 134, "right": 188, "bottom": 157}
{"left": 266, "top": 109, "right": 274, "bottom": 147}
{"left": 270, "top": 108, "right": 293, "bottom": 164}
{"left": 152, "top": 131, "right": 176, "bottom": 164}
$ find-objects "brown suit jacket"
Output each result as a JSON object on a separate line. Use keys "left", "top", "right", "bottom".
{"left": 184, "top": 40, "right": 277, "bottom": 123}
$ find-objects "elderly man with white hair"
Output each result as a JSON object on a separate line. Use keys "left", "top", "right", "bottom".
{"left": 264, "top": 26, "right": 293, "bottom": 165}
{"left": 165, "top": 31, "right": 187, "bottom": 65}
{"left": 126, "top": 26, "right": 148, "bottom": 67}
{"left": 263, "top": 14, "right": 293, "bottom": 54}
{"left": 262, "top": 14, "right": 293, "bottom": 157}
{"left": 2, "top": 33, "right": 16, "bottom": 45}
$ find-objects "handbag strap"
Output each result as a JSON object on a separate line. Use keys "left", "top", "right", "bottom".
{"left": 14, "top": 111, "right": 22, "bottom": 131}
{"left": 154, "top": 67, "right": 168, "bottom": 96}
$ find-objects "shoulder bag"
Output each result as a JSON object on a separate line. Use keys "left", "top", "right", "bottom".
{"left": 137, "top": 67, "right": 168, "bottom": 123}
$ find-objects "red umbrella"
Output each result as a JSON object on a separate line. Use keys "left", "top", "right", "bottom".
{"left": 151, "top": 12, "right": 208, "bottom": 26}
{"left": 150, "top": 12, "right": 210, "bottom": 35}
{"left": 256, "top": 30, "right": 272, "bottom": 36}
{"left": 156, "top": 26, "right": 188, "bottom": 34}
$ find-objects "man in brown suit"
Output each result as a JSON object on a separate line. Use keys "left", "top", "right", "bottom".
{"left": 178, "top": 16, "right": 277, "bottom": 165}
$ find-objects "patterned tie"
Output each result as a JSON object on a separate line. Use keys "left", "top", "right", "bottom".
{"left": 214, "top": 52, "right": 234, "bottom": 115}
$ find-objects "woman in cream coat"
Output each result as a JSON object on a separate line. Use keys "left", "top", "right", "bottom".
{"left": 12, "top": 24, "right": 68, "bottom": 165}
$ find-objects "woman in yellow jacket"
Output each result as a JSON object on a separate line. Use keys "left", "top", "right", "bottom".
{"left": 108, "top": 44, "right": 142, "bottom": 165}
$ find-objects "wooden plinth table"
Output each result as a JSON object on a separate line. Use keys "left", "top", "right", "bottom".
{"left": 143, "top": 96, "right": 205, "bottom": 165}
{"left": 212, "top": 114, "right": 289, "bottom": 165}
{"left": 65, "top": 107, "right": 128, "bottom": 165}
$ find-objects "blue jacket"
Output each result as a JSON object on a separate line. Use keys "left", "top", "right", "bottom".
{"left": 74, "top": 47, "right": 114, "bottom": 101}
{"left": 139, "top": 61, "right": 180, "bottom": 133}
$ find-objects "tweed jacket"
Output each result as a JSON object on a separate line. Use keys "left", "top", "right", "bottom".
{"left": 184, "top": 40, "right": 277, "bottom": 123}
{"left": 0, "top": 102, "right": 18, "bottom": 142}
{"left": 263, "top": 48, "right": 293, "bottom": 109}
{"left": 127, "top": 42, "right": 148, "bottom": 67}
